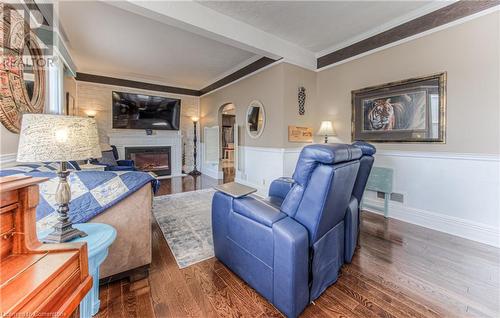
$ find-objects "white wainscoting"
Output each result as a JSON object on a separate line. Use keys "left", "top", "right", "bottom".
{"left": 0, "top": 153, "right": 17, "bottom": 168}
{"left": 200, "top": 143, "right": 223, "bottom": 179}
{"left": 235, "top": 146, "right": 301, "bottom": 195}
{"left": 364, "top": 150, "right": 500, "bottom": 247}
{"left": 233, "top": 145, "right": 500, "bottom": 247}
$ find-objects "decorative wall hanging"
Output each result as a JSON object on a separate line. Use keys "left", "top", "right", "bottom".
{"left": 351, "top": 73, "right": 446, "bottom": 143}
{"left": 288, "top": 125, "right": 313, "bottom": 143}
{"left": 0, "top": 4, "right": 46, "bottom": 133}
{"left": 298, "top": 86, "right": 306, "bottom": 115}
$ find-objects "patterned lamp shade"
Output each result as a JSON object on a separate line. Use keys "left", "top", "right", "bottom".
{"left": 17, "top": 114, "right": 102, "bottom": 162}
{"left": 317, "top": 121, "right": 337, "bottom": 136}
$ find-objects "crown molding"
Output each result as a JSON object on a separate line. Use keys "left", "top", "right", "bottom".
{"left": 317, "top": 0, "right": 500, "bottom": 69}
{"left": 75, "top": 73, "right": 201, "bottom": 96}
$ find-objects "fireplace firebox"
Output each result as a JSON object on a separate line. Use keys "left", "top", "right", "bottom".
{"left": 125, "top": 146, "right": 171, "bottom": 176}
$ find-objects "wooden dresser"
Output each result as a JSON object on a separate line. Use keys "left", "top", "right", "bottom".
{"left": 0, "top": 176, "right": 92, "bottom": 317}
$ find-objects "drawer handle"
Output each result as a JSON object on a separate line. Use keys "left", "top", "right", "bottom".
{"left": 1, "top": 229, "right": 24, "bottom": 240}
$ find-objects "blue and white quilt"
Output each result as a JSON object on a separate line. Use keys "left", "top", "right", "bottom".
{"left": 0, "top": 163, "right": 159, "bottom": 231}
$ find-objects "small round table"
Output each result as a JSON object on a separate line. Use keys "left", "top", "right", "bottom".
{"left": 39, "top": 223, "right": 117, "bottom": 318}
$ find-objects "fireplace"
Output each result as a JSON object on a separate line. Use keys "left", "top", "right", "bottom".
{"left": 125, "top": 146, "right": 171, "bottom": 176}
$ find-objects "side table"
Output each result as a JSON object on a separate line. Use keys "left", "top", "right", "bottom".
{"left": 39, "top": 223, "right": 117, "bottom": 317}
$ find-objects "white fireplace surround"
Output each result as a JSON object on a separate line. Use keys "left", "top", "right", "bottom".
{"left": 108, "top": 130, "right": 182, "bottom": 176}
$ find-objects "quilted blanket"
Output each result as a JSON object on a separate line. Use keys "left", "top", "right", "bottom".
{"left": 0, "top": 163, "right": 159, "bottom": 231}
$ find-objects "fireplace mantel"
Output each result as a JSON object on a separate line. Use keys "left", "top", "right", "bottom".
{"left": 108, "top": 130, "right": 182, "bottom": 176}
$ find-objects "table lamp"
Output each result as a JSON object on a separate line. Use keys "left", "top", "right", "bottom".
{"left": 317, "top": 121, "right": 337, "bottom": 143}
{"left": 17, "top": 114, "right": 102, "bottom": 243}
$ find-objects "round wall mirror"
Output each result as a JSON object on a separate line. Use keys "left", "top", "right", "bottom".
{"left": 246, "top": 100, "right": 265, "bottom": 139}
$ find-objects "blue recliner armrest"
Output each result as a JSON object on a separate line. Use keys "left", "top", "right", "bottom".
{"left": 212, "top": 192, "right": 234, "bottom": 260}
{"left": 273, "top": 217, "right": 309, "bottom": 318}
{"left": 233, "top": 196, "right": 286, "bottom": 227}
{"left": 117, "top": 159, "right": 135, "bottom": 167}
{"left": 344, "top": 196, "right": 359, "bottom": 263}
{"left": 269, "top": 177, "right": 295, "bottom": 200}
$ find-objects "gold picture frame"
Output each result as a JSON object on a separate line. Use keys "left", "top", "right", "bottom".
{"left": 351, "top": 72, "right": 446, "bottom": 143}
{"left": 288, "top": 125, "right": 313, "bottom": 143}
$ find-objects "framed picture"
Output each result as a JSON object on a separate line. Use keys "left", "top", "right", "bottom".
{"left": 66, "top": 92, "right": 76, "bottom": 116}
{"left": 288, "top": 125, "right": 313, "bottom": 143}
{"left": 351, "top": 73, "right": 446, "bottom": 143}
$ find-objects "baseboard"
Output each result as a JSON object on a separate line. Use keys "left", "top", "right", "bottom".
{"left": 202, "top": 164, "right": 222, "bottom": 179}
{"left": 0, "top": 153, "right": 17, "bottom": 168}
{"left": 363, "top": 197, "right": 500, "bottom": 247}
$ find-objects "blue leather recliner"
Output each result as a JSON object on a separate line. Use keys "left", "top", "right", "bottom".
{"left": 212, "top": 143, "right": 375, "bottom": 317}
{"left": 344, "top": 141, "right": 376, "bottom": 263}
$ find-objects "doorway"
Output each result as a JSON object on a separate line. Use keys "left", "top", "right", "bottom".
{"left": 219, "top": 103, "right": 235, "bottom": 183}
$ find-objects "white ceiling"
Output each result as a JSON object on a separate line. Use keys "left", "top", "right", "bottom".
{"left": 59, "top": 1, "right": 257, "bottom": 89}
{"left": 198, "top": 1, "right": 448, "bottom": 54}
{"left": 59, "top": 1, "right": 454, "bottom": 89}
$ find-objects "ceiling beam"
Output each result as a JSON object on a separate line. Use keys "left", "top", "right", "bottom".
{"left": 107, "top": 0, "right": 317, "bottom": 70}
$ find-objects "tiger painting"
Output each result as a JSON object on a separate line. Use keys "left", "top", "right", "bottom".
{"left": 367, "top": 99, "right": 398, "bottom": 130}
{"left": 364, "top": 93, "right": 425, "bottom": 132}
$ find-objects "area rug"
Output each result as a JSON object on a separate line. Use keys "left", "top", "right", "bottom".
{"left": 153, "top": 189, "right": 216, "bottom": 268}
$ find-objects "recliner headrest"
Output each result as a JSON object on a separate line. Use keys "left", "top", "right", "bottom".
{"left": 292, "top": 144, "right": 362, "bottom": 186}
{"left": 351, "top": 141, "right": 376, "bottom": 156}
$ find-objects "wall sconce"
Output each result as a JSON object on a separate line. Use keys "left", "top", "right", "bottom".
{"left": 84, "top": 109, "right": 97, "bottom": 118}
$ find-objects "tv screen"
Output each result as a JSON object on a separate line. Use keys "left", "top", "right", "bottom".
{"left": 112, "top": 91, "right": 181, "bottom": 130}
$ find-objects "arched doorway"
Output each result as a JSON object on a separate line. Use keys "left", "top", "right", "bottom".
{"left": 218, "top": 103, "right": 236, "bottom": 183}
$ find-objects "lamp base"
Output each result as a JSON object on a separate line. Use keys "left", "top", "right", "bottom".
{"left": 188, "top": 169, "right": 202, "bottom": 176}
{"left": 42, "top": 221, "right": 87, "bottom": 243}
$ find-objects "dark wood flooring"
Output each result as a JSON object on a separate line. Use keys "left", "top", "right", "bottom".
{"left": 96, "top": 174, "right": 500, "bottom": 318}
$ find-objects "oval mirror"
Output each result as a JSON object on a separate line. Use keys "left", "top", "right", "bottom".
{"left": 246, "top": 100, "right": 265, "bottom": 139}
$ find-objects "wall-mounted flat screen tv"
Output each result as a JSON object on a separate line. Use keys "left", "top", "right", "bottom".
{"left": 112, "top": 91, "right": 181, "bottom": 130}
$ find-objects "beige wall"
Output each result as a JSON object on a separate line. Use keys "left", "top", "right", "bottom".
{"left": 317, "top": 11, "right": 500, "bottom": 154}
{"left": 76, "top": 81, "right": 200, "bottom": 169}
{"left": 201, "top": 63, "right": 285, "bottom": 147}
{"left": 201, "top": 12, "right": 499, "bottom": 154}
{"left": 63, "top": 75, "right": 78, "bottom": 114}
{"left": 282, "top": 64, "right": 318, "bottom": 147}
{"left": 200, "top": 62, "right": 318, "bottom": 148}
{"left": 0, "top": 125, "right": 19, "bottom": 155}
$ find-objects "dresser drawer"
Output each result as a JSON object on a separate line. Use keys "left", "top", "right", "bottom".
{"left": 0, "top": 190, "right": 18, "bottom": 208}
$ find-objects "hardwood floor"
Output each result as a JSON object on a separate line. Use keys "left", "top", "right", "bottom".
{"left": 96, "top": 174, "right": 500, "bottom": 318}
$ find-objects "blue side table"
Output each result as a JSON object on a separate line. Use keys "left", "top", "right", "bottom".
{"left": 39, "top": 223, "right": 117, "bottom": 318}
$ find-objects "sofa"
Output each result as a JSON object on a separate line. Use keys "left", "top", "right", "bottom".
{"left": 92, "top": 145, "right": 137, "bottom": 171}
{"left": 212, "top": 143, "right": 375, "bottom": 317}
